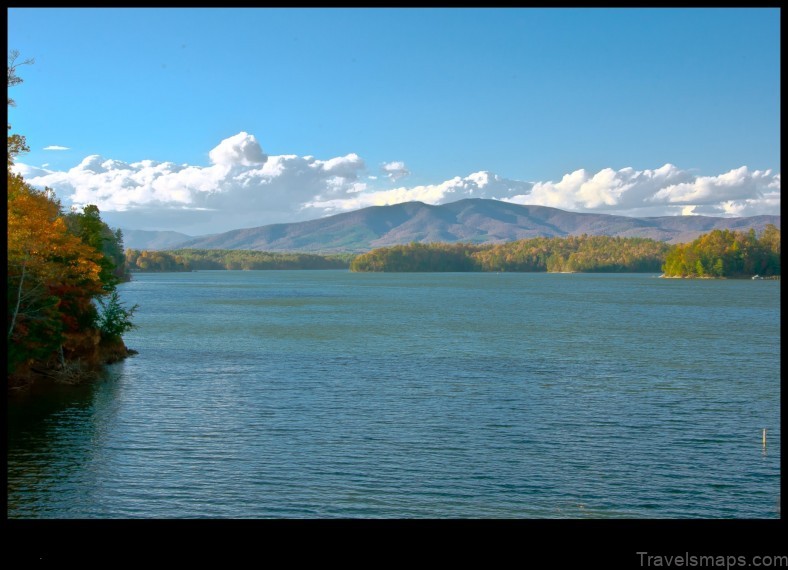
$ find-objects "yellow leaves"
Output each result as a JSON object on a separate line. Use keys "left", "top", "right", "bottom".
{"left": 7, "top": 174, "right": 103, "bottom": 291}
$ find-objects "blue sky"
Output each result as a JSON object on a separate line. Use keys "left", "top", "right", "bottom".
{"left": 8, "top": 8, "right": 781, "bottom": 235}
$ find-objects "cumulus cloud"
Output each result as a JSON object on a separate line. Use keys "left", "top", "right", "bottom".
{"left": 302, "top": 163, "right": 781, "bottom": 221}
{"left": 208, "top": 131, "right": 267, "bottom": 167}
{"left": 650, "top": 167, "right": 777, "bottom": 207}
{"left": 11, "top": 131, "right": 780, "bottom": 234}
{"left": 503, "top": 164, "right": 780, "bottom": 218}
{"left": 303, "top": 170, "right": 531, "bottom": 214}
{"left": 315, "top": 153, "right": 364, "bottom": 178}
{"left": 43, "top": 145, "right": 70, "bottom": 151}
{"left": 381, "top": 160, "right": 410, "bottom": 181}
{"left": 14, "top": 163, "right": 55, "bottom": 179}
{"left": 503, "top": 164, "right": 692, "bottom": 213}
{"left": 12, "top": 132, "right": 368, "bottom": 232}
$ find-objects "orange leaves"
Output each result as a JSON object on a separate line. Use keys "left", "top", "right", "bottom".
{"left": 8, "top": 173, "right": 103, "bottom": 290}
{"left": 7, "top": 173, "right": 105, "bottom": 364}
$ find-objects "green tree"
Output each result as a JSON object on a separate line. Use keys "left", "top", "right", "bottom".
{"left": 662, "top": 226, "right": 780, "bottom": 278}
{"left": 96, "top": 290, "right": 138, "bottom": 342}
{"left": 65, "top": 204, "right": 129, "bottom": 289}
{"left": 712, "top": 258, "right": 724, "bottom": 277}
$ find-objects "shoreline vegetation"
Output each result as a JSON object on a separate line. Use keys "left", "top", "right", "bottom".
{"left": 347, "top": 229, "right": 780, "bottom": 277}
{"left": 123, "top": 226, "right": 781, "bottom": 280}
{"left": 659, "top": 274, "right": 780, "bottom": 280}
{"left": 661, "top": 226, "right": 779, "bottom": 278}
{"left": 124, "top": 248, "right": 353, "bottom": 272}
{"left": 8, "top": 53, "right": 137, "bottom": 392}
{"left": 350, "top": 235, "right": 669, "bottom": 273}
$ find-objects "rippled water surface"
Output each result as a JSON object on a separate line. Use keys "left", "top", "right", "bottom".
{"left": 7, "top": 271, "right": 781, "bottom": 518}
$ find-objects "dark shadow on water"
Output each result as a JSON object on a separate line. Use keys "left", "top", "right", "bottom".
{"left": 8, "top": 362, "right": 125, "bottom": 435}
{"left": 7, "top": 362, "right": 127, "bottom": 518}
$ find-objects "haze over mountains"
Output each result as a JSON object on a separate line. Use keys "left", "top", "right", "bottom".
{"left": 121, "top": 229, "right": 196, "bottom": 251}
{"left": 123, "top": 199, "right": 780, "bottom": 253}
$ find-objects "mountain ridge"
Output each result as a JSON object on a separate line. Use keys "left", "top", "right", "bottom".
{"left": 126, "top": 199, "right": 780, "bottom": 253}
{"left": 120, "top": 229, "right": 195, "bottom": 251}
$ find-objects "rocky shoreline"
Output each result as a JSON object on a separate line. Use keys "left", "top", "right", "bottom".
{"left": 8, "top": 329, "right": 137, "bottom": 392}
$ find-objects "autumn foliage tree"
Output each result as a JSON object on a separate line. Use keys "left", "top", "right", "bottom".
{"left": 7, "top": 51, "right": 136, "bottom": 383}
{"left": 662, "top": 227, "right": 780, "bottom": 278}
{"left": 65, "top": 204, "right": 130, "bottom": 288}
{"left": 7, "top": 172, "right": 105, "bottom": 372}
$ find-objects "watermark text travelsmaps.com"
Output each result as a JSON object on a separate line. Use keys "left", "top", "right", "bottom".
{"left": 637, "top": 552, "right": 788, "bottom": 569}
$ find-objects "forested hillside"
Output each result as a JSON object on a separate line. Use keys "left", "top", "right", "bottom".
{"left": 350, "top": 235, "right": 671, "bottom": 273}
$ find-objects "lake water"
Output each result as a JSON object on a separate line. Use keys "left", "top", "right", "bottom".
{"left": 7, "top": 271, "right": 781, "bottom": 518}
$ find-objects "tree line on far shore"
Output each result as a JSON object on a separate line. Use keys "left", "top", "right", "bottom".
{"left": 125, "top": 226, "right": 780, "bottom": 278}
{"left": 662, "top": 226, "right": 780, "bottom": 278}
{"left": 350, "top": 235, "right": 671, "bottom": 273}
{"left": 124, "top": 248, "right": 353, "bottom": 272}
{"left": 348, "top": 228, "right": 780, "bottom": 277}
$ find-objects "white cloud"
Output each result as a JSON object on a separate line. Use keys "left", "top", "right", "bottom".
{"left": 650, "top": 166, "right": 776, "bottom": 207}
{"left": 314, "top": 153, "right": 364, "bottom": 178}
{"left": 506, "top": 164, "right": 696, "bottom": 213}
{"left": 208, "top": 131, "right": 267, "bottom": 167}
{"left": 674, "top": 178, "right": 781, "bottom": 217}
{"left": 14, "top": 163, "right": 54, "bottom": 179}
{"left": 381, "top": 160, "right": 410, "bottom": 181}
{"left": 303, "top": 171, "right": 531, "bottom": 214}
{"left": 43, "top": 145, "right": 69, "bottom": 151}
{"left": 11, "top": 131, "right": 780, "bottom": 234}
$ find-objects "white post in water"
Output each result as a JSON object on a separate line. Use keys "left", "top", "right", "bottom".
{"left": 763, "top": 428, "right": 767, "bottom": 447}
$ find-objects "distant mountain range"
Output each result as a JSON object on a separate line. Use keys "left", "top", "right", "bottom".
{"left": 124, "top": 199, "right": 781, "bottom": 253}
{"left": 120, "top": 229, "right": 196, "bottom": 250}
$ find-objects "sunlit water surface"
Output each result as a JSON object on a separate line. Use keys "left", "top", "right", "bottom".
{"left": 8, "top": 271, "right": 780, "bottom": 518}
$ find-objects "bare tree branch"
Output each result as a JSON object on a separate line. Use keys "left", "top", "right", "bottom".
{"left": 8, "top": 49, "right": 35, "bottom": 107}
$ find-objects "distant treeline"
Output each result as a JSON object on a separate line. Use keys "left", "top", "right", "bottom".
{"left": 350, "top": 235, "right": 670, "bottom": 273}
{"left": 125, "top": 226, "right": 781, "bottom": 278}
{"left": 125, "top": 249, "right": 353, "bottom": 272}
{"left": 662, "top": 226, "right": 780, "bottom": 278}
{"left": 350, "top": 227, "right": 781, "bottom": 277}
